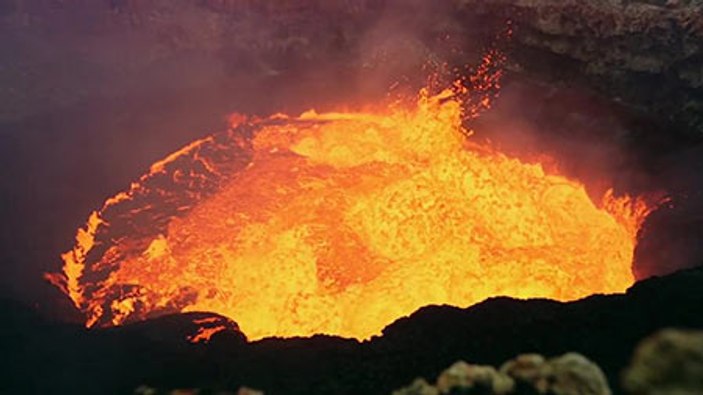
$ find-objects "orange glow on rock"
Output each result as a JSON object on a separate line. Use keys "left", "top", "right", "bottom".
{"left": 49, "top": 71, "right": 651, "bottom": 341}
{"left": 187, "top": 317, "right": 229, "bottom": 344}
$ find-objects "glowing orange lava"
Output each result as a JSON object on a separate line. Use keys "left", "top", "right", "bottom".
{"left": 48, "top": 77, "right": 651, "bottom": 341}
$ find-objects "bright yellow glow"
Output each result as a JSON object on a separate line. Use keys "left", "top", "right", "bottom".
{"left": 49, "top": 86, "right": 650, "bottom": 341}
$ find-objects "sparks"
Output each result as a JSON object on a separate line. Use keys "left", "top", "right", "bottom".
{"left": 49, "top": 59, "right": 652, "bottom": 341}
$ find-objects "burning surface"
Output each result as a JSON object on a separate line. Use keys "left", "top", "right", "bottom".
{"left": 47, "top": 68, "right": 651, "bottom": 340}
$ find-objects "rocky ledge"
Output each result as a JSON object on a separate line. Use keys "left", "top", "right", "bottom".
{"left": 2, "top": 267, "right": 702, "bottom": 394}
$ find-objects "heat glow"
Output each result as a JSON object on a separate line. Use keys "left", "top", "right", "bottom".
{"left": 48, "top": 83, "right": 651, "bottom": 341}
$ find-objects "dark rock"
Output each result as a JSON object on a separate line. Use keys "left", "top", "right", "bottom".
{"left": 393, "top": 379, "right": 439, "bottom": 395}
{"left": 622, "top": 328, "right": 703, "bottom": 395}
{"left": 456, "top": 0, "right": 703, "bottom": 138}
{"left": 543, "top": 353, "right": 611, "bottom": 395}
{"left": 395, "top": 352, "right": 610, "bottom": 395}
{"left": 435, "top": 361, "right": 514, "bottom": 394}
{"left": 1, "top": 267, "right": 703, "bottom": 394}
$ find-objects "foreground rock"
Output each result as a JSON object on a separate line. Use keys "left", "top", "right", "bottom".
{"left": 131, "top": 329, "right": 703, "bottom": 394}
{"left": 2, "top": 268, "right": 703, "bottom": 394}
{"left": 396, "top": 352, "right": 610, "bottom": 395}
{"left": 436, "top": 361, "right": 514, "bottom": 394}
{"left": 622, "top": 329, "right": 703, "bottom": 395}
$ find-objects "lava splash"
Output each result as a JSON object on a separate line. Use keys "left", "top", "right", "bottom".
{"left": 48, "top": 85, "right": 650, "bottom": 341}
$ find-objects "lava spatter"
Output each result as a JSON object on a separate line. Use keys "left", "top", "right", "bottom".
{"left": 48, "top": 67, "right": 650, "bottom": 341}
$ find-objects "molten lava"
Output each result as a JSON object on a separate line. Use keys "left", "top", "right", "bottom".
{"left": 48, "top": 78, "right": 650, "bottom": 341}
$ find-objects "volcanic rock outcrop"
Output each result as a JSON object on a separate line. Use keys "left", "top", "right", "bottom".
{"left": 393, "top": 330, "right": 703, "bottom": 395}
{"left": 2, "top": 0, "right": 701, "bottom": 135}
{"left": 2, "top": 267, "right": 703, "bottom": 394}
{"left": 622, "top": 329, "right": 703, "bottom": 395}
{"left": 394, "top": 353, "right": 612, "bottom": 395}
{"left": 457, "top": 0, "right": 703, "bottom": 138}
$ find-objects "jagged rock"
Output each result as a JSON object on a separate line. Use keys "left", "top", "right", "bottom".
{"left": 542, "top": 353, "right": 612, "bottom": 395}
{"left": 457, "top": 0, "right": 703, "bottom": 81}
{"left": 622, "top": 328, "right": 703, "bottom": 395}
{"left": 395, "top": 353, "right": 609, "bottom": 395}
{"left": 3, "top": 267, "right": 703, "bottom": 394}
{"left": 2, "top": 0, "right": 700, "bottom": 136}
{"left": 500, "top": 353, "right": 611, "bottom": 395}
{"left": 435, "top": 361, "right": 514, "bottom": 394}
{"left": 500, "top": 353, "right": 549, "bottom": 393}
